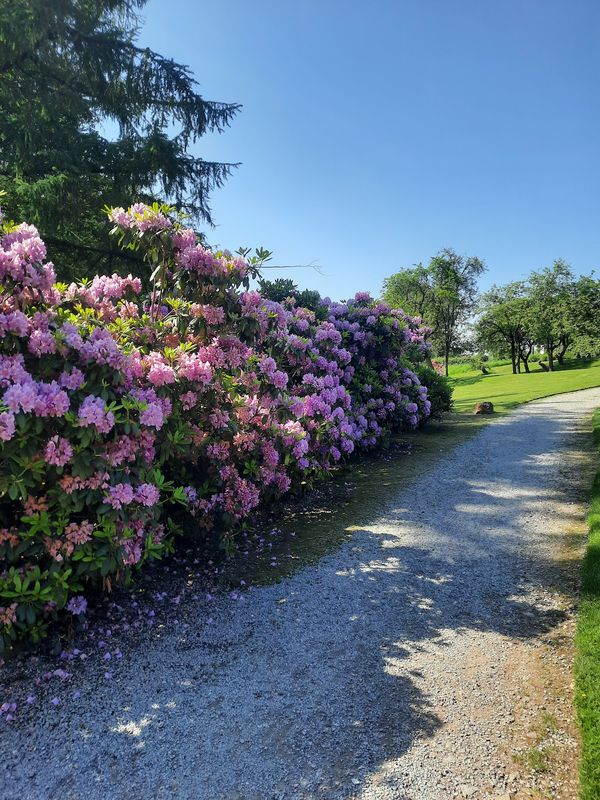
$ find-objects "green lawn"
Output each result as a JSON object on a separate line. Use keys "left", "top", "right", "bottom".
{"left": 449, "top": 358, "right": 600, "bottom": 413}
{"left": 575, "top": 408, "right": 600, "bottom": 800}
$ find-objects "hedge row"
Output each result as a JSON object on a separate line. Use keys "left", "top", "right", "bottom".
{"left": 0, "top": 203, "right": 450, "bottom": 648}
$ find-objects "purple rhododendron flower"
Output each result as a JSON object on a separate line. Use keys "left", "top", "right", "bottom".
{"left": 66, "top": 596, "right": 87, "bottom": 616}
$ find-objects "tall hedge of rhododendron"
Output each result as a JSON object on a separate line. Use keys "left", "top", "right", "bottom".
{"left": 0, "top": 202, "right": 446, "bottom": 649}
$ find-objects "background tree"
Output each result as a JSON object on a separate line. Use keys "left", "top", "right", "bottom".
{"left": 381, "top": 263, "right": 431, "bottom": 318}
{"left": 567, "top": 275, "right": 600, "bottom": 360}
{"left": 382, "top": 249, "right": 486, "bottom": 375}
{"left": 258, "top": 277, "right": 322, "bottom": 311}
{"left": 528, "top": 260, "right": 575, "bottom": 371}
{"left": 0, "top": 0, "right": 240, "bottom": 279}
{"left": 257, "top": 278, "right": 299, "bottom": 304}
{"left": 475, "top": 282, "right": 534, "bottom": 373}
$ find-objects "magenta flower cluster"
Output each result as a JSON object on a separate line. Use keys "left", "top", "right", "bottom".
{"left": 0, "top": 203, "right": 442, "bottom": 650}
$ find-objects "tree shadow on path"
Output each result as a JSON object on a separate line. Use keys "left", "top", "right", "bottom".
{"left": 3, "top": 391, "right": 599, "bottom": 800}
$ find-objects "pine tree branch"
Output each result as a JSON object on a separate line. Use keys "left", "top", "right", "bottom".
{"left": 44, "top": 235, "right": 142, "bottom": 265}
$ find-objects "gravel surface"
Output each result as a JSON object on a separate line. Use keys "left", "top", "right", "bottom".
{"left": 2, "top": 388, "right": 600, "bottom": 800}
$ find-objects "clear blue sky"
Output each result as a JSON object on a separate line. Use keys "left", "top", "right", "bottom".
{"left": 140, "top": 0, "right": 600, "bottom": 299}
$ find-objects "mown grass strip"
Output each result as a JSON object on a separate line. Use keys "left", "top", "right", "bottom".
{"left": 450, "top": 358, "right": 600, "bottom": 413}
{"left": 575, "top": 407, "right": 600, "bottom": 800}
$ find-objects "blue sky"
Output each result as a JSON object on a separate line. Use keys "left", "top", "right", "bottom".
{"left": 140, "top": 0, "right": 600, "bottom": 299}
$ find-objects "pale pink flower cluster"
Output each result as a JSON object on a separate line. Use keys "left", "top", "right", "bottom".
{"left": 44, "top": 436, "right": 73, "bottom": 467}
{"left": 145, "top": 352, "right": 176, "bottom": 386}
{"left": 108, "top": 203, "right": 171, "bottom": 233}
{"left": 59, "top": 472, "right": 110, "bottom": 495}
{"left": 190, "top": 303, "right": 226, "bottom": 325}
{"left": 0, "top": 603, "right": 17, "bottom": 626}
{"left": 64, "top": 520, "right": 94, "bottom": 546}
{"left": 177, "top": 353, "right": 213, "bottom": 385}
{"left": 0, "top": 223, "right": 55, "bottom": 292}
{"left": 177, "top": 244, "right": 248, "bottom": 280}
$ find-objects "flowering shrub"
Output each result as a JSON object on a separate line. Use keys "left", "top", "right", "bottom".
{"left": 0, "top": 218, "right": 186, "bottom": 648}
{"left": 0, "top": 202, "right": 446, "bottom": 650}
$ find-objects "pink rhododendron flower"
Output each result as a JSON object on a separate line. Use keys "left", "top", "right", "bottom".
{"left": 134, "top": 484, "right": 160, "bottom": 507}
{"left": 107, "top": 483, "right": 135, "bottom": 509}
{"left": 65, "top": 520, "right": 94, "bottom": 545}
{"left": 0, "top": 412, "right": 15, "bottom": 442}
{"left": 58, "top": 367, "right": 85, "bottom": 391}
{"left": 28, "top": 329, "right": 56, "bottom": 356}
{"left": 44, "top": 436, "right": 73, "bottom": 466}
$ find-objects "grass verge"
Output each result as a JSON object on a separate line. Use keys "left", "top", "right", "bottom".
{"left": 575, "top": 407, "right": 600, "bottom": 800}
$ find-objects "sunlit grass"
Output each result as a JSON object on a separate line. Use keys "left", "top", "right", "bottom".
{"left": 449, "top": 358, "right": 600, "bottom": 413}
{"left": 575, "top": 408, "right": 600, "bottom": 800}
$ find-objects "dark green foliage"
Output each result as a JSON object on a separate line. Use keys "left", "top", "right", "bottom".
{"left": 415, "top": 365, "right": 452, "bottom": 418}
{"left": 258, "top": 278, "right": 298, "bottom": 303}
{"left": 258, "top": 277, "right": 323, "bottom": 311}
{"left": 0, "top": 0, "right": 240, "bottom": 280}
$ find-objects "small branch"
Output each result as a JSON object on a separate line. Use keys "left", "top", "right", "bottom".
{"left": 44, "top": 236, "right": 142, "bottom": 265}
{"left": 260, "top": 262, "right": 325, "bottom": 276}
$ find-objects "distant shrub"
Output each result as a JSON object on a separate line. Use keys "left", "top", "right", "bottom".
{"left": 415, "top": 365, "right": 452, "bottom": 417}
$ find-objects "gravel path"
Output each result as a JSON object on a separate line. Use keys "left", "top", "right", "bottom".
{"left": 3, "top": 388, "right": 600, "bottom": 800}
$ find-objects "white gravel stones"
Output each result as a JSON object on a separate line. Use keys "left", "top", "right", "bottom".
{"left": 2, "top": 388, "right": 599, "bottom": 800}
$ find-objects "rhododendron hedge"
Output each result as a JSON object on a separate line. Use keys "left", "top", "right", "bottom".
{"left": 0, "top": 203, "right": 448, "bottom": 649}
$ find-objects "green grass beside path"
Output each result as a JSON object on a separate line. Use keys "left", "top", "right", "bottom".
{"left": 575, "top": 408, "right": 600, "bottom": 800}
{"left": 449, "top": 358, "right": 600, "bottom": 413}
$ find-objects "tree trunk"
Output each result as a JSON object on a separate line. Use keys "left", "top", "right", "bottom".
{"left": 520, "top": 341, "right": 533, "bottom": 373}
{"left": 510, "top": 341, "right": 517, "bottom": 374}
{"left": 444, "top": 344, "right": 450, "bottom": 377}
{"left": 557, "top": 334, "right": 570, "bottom": 366}
{"left": 547, "top": 340, "right": 555, "bottom": 371}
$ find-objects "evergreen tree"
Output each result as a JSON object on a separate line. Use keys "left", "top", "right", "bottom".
{"left": 0, "top": 0, "right": 240, "bottom": 279}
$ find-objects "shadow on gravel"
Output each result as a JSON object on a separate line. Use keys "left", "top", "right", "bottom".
{"left": 2, "top": 395, "right": 598, "bottom": 800}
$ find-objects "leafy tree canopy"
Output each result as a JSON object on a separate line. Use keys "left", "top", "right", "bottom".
{"left": 475, "top": 282, "right": 536, "bottom": 373}
{"left": 382, "top": 248, "right": 486, "bottom": 375}
{"left": 258, "top": 277, "right": 322, "bottom": 311}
